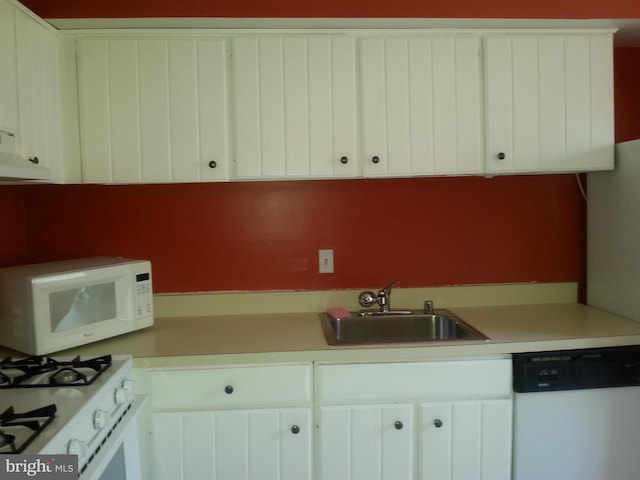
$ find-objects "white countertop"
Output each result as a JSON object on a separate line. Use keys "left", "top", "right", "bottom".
{"left": 26, "top": 302, "right": 640, "bottom": 368}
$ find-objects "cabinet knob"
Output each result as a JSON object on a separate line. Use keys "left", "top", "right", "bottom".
{"left": 291, "top": 425, "right": 300, "bottom": 434}
{"left": 433, "top": 419, "right": 443, "bottom": 428}
{"left": 394, "top": 421, "right": 403, "bottom": 430}
{"left": 340, "top": 156, "right": 349, "bottom": 164}
{"left": 224, "top": 385, "right": 234, "bottom": 394}
{"left": 208, "top": 160, "right": 217, "bottom": 169}
{"left": 28, "top": 156, "right": 39, "bottom": 164}
{"left": 496, "top": 152, "right": 506, "bottom": 160}
{"left": 371, "top": 156, "right": 380, "bottom": 164}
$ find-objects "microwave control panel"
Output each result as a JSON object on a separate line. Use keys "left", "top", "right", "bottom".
{"left": 135, "top": 272, "right": 153, "bottom": 318}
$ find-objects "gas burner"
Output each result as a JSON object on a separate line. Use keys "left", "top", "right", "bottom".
{"left": 0, "top": 405, "right": 57, "bottom": 454}
{"left": 0, "top": 355, "right": 112, "bottom": 388}
{"left": 50, "top": 368, "right": 84, "bottom": 386}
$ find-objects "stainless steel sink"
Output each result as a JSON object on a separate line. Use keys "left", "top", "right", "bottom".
{"left": 319, "top": 309, "right": 489, "bottom": 345}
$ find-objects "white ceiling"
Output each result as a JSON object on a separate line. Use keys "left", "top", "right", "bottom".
{"left": 46, "top": 17, "right": 640, "bottom": 46}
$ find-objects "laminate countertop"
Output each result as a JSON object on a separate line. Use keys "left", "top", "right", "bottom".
{"left": 23, "top": 302, "right": 640, "bottom": 368}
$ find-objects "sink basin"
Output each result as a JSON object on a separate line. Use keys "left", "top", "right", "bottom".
{"left": 319, "top": 309, "right": 489, "bottom": 345}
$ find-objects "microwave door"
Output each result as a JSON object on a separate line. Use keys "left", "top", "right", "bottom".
{"left": 51, "top": 283, "right": 118, "bottom": 332}
{"left": 32, "top": 270, "right": 137, "bottom": 354}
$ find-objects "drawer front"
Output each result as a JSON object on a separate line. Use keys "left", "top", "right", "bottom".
{"left": 316, "top": 359, "right": 511, "bottom": 403}
{"left": 151, "top": 364, "right": 312, "bottom": 410}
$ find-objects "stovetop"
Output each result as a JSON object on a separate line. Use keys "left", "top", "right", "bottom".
{"left": 0, "top": 354, "right": 133, "bottom": 458}
{"left": 0, "top": 355, "right": 112, "bottom": 388}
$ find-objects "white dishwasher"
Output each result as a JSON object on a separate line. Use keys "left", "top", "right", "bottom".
{"left": 512, "top": 346, "right": 640, "bottom": 480}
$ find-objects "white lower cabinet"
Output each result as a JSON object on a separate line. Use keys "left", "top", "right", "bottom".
{"left": 315, "top": 359, "right": 512, "bottom": 480}
{"left": 147, "top": 364, "right": 313, "bottom": 480}
{"left": 317, "top": 403, "right": 414, "bottom": 480}
{"left": 153, "top": 408, "right": 312, "bottom": 480}
{"left": 419, "top": 400, "right": 512, "bottom": 480}
{"left": 143, "top": 358, "right": 512, "bottom": 480}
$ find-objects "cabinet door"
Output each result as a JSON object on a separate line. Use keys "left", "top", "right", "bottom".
{"left": 0, "top": 0, "right": 18, "bottom": 135}
{"left": 420, "top": 400, "right": 512, "bottom": 480}
{"left": 14, "top": 8, "right": 60, "bottom": 178}
{"left": 485, "top": 34, "right": 614, "bottom": 173}
{"left": 317, "top": 404, "right": 414, "bottom": 480}
{"left": 361, "top": 35, "right": 483, "bottom": 176}
{"left": 232, "top": 36, "right": 358, "bottom": 179}
{"left": 152, "top": 408, "right": 312, "bottom": 480}
{"left": 77, "top": 37, "right": 230, "bottom": 183}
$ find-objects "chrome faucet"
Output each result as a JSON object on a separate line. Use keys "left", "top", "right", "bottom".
{"left": 358, "top": 280, "right": 411, "bottom": 316}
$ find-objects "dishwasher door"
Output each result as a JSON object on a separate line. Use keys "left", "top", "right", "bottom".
{"left": 513, "top": 386, "right": 640, "bottom": 480}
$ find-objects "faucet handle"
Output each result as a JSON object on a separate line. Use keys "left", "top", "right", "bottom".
{"left": 358, "top": 291, "right": 377, "bottom": 308}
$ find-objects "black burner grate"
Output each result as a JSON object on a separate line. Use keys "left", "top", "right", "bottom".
{"left": 0, "top": 405, "right": 57, "bottom": 454}
{"left": 0, "top": 355, "right": 112, "bottom": 388}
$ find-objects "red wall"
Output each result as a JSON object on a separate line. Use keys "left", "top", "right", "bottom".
{"left": 0, "top": 186, "right": 29, "bottom": 267}
{"left": 614, "top": 48, "right": 640, "bottom": 143}
{"left": 17, "top": 0, "right": 640, "bottom": 19}
{"left": 20, "top": 176, "right": 584, "bottom": 293}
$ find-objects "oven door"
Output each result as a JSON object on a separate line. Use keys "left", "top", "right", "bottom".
{"left": 80, "top": 395, "right": 147, "bottom": 480}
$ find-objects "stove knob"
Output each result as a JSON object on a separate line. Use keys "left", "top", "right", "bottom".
{"left": 68, "top": 439, "right": 88, "bottom": 457}
{"left": 115, "top": 386, "right": 131, "bottom": 405}
{"left": 122, "top": 378, "right": 136, "bottom": 393}
{"left": 94, "top": 409, "right": 112, "bottom": 430}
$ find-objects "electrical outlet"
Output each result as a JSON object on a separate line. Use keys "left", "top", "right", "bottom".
{"left": 318, "top": 249, "right": 334, "bottom": 274}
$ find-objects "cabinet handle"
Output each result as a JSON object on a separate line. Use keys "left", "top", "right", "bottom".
{"left": 291, "top": 425, "right": 300, "bottom": 434}
{"left": 433, "top": 419, "right": 443, "bottom": 428}
{"left": 496, "top": 152, "right": 506, "bottom": 160}
{"left": 208, "top": 160, "right": 217, "bottom": 169}
{"left": 340, "top": 156, "right": 349, "bottom": 164}
{"left": 28, "top": 156, "right": 39, "bottom": 164}
{"left": 371, "top": 156, "right": 380, "bottom": 164}
{"left": 394, "top": 421, "right": 403, "bottom": 430}
{"left": 224, "top": 385, "right": 234, "bottom": 394}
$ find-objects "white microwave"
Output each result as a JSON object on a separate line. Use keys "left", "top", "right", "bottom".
{"left": 0, "top": 257, "right": 154, "bottom": 355}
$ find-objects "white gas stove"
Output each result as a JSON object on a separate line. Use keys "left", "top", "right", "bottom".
{"left": 0, "top": 354, "right": 145, "bottom": 480}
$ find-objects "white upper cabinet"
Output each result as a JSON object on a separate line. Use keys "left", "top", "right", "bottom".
{"left": 232, "top": 36, "right": 358, "bottom": 179}
{"left": 15, "top": 8, "right": 61, "bottom": 178}
{"left": 72, "top": 29, "right": 615, "bottom": 183}
{"left": 485, "top": 33, "right": 614, "bottom": 173}
{"left": 361, "top": 35, "right": 483, "bottom": 177}
{"left": 77, "top": 36, "right": 230, "bottom": 183}
{"left": 0, "top": 0, "right": 63, "bottom": 181}
{"left": 0, "top": 0, "right": 18, "bottom": 136}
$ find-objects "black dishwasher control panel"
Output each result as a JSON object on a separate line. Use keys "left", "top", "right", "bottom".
{"left": 513, "top": 345, "right": 640, "bottom": 393}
